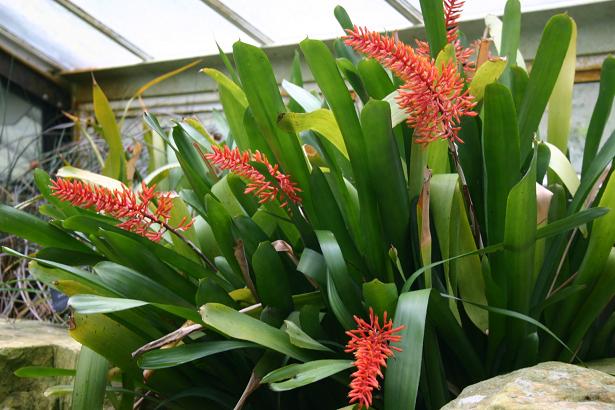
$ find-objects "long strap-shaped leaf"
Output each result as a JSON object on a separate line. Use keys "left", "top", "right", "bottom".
{"left": 384, "top": 289, "right": 431, "bottom": 410}
{"left": 517, "top": 14, "right": 573, "bottom": 159}
{"left": 582, "top": 57, "right": 615, "bottom": 174}
{"left": 72, "top": 346, "right": 108, "bottom": 410}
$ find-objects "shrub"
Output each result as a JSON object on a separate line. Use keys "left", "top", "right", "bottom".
{"left": 3, "top": 0, "right": 615, "bottom": 409}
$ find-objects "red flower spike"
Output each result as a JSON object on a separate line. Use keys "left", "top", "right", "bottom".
{"left": 344, "top": 26, "right": 476, "bottom": 144}
{"left": 50, "top": 178, "right": 193, "bottom": 242}
{"left": 415, "top": 0, "right": 476, "bottom": 75}
{"left": 345, "top": 308, "right": 405, "bottom": 409}
{"left": 444, "top": 0, "right": 464, "bottom": 44}
{"left": 204, "top": 146, "right": 302, "bottom": 209}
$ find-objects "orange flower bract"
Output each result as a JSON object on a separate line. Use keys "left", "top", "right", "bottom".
{"left": 204, "top": 145, "right": 302, "bottom": 209}
{"left": 344, "top": 24, "right": 477, "bottom": 144}
{"left": 50, "top": 178, "right": 193, "bottom": 242}
{"left": 345, "top": 308, "right": 404, "bottom": 409}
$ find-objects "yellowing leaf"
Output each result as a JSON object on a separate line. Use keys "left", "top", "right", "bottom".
{"left": 469, "top": 58, "right": 507, "bottom": 101}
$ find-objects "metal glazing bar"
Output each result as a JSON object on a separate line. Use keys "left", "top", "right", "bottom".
{"left": 0, "top": 24, "right": 64, "bottom": 74}
{"left": 200, "top": 0, "right": 273, "bottom": 46}
{"left": 53, "top": 0, "right": 153, "bottom": 61}
{"left": 385, "top": 0, "right": 423, "bottom": 25}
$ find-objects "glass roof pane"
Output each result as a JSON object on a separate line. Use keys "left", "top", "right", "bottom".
{"left": 222, "top": 0, "right": 412, "bottom": 46}
{"left": 0, "top": 0, "right": 140, "bottom": 70}
{"left": 70, "top": 0, "right": 259, "bottom": 61}
{"left": 408, "top": 0, "right": 599, "bottom": 20}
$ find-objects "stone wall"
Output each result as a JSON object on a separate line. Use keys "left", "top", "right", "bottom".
{"left": 0, "top": 319, "right": 80, "bottom": 410}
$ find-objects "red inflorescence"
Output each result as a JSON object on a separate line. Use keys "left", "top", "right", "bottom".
{"left": 345, "top": 308, "right": 405, "bottom": 409}
{"left": 415, "top": 0, "right": 476, "bottom": 74}
{"left": 50, "top": 178, "right": 193, "bottom": 242}
{"left": 444, "top": 0, "right": 476, "bottom": 73}
{"left": 344, "top": 0, "right": 478, "bottom": 145}
{"left": 444, "top": 0, "right": 464, "bottom": 43}
{"left": 345, "top": 26, "right": 477, "bottom": 144}
{"left": 204, "top": 145, "right": 302, "bottom": 209}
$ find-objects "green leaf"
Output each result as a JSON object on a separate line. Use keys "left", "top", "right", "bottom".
{"left": 283, "top": 320, "right": 332, "bottom": 352}
{"left": 262, "top": 360, "right": 353, "bottom": 392}
{"left": 545, "top": 142, "right": 580, "bottom": 195}
{"left": 72, "top": 346, "right": 108, "bottom": 410}
{"left": 582, "top": 56, "right": 615, "bottom": 174}
{"left": 572, "top": 131, "right": 615, "bottom": 213}
{"left": 469, "top": 59, "right": 507, "bottom": 101}
{"left": 442, "top": 294, "right": 573, "bottom": 356}
{"left": 535, "top": 207, "right": 609, "bottom": 239}
{"left": 35, "top": 248, "right": 103, "bottom": 266}
{"left": 547, "top": 20, "right": 577, "bottom": 153}
{"left": 362, "top": 279, "right": 398, "bottom": 320}
{"left": 428, "top": 293, "right": 484, "bottom": 382}
{"left": 0, "top": 205, "right": 90, "bottom": 252}
{"left": 495, "top": 150, "right": 537, "bottom": 366}
{"left": 277, "top": 109, "right": 348, "bottom": 158}
{"left": 337, "top": 57, "right": 369, "bottom": 104}
{"left": 12, "top": 252, "right": 114, "bottom": 297}
{"left": 196, "top": 277, "right": 237, "bottom": 307}
{"left": 297, "top": 248, "right": 327, "bottom": 287}
{"left": 485, "top": 14, "right": 527, "bottom": 70}
{"left": 333, "top": 5, "right": 354, "bottom": 31}
{"left": 15, "top": 367, "right": 76, "bottom": 378}
{"left": 517, "top": 14, "right": 573, "bottom": 159}
{"left": 499, "top": 0, "right": 521, "bottom": 87}
{"left": 217, "top": 42, "right": 240, "bottom": 84}
{"left": 510, "top": 66, "right": 529, "bottom": 110}
{"left": 301, "top": 38, "right": 388, "bottom": 278}
{"left": 281, "top": 80, "right": 321, "bottom": 112}
{"left": 143, "top": 111, "right": 173, "bottom": 148}
{"left": 288, "top": 50, "right": 304, "bottom": 113}
{"left": 202, "top": 68, "right": 250, "bottom": 150}
{"left": 211, "top": 175, "right": 246, "bottom": 218}
{"left": 309, "top": 168, "right": 363, "bottom": 271}
{"left": 138, "top": 341, "right": 256, "bottom": 369}
{"left": 93, "top": 229, "right": 196, "bottom": 302}
{"left": 556, "top": 176, "right": 615, "bottom": 358}
{"left": 252, "top": 241, "right": 293, "bottom": 312}
{"left": 316, "top": 231, "right": 363, "bottom": 318}
{"left": 233, "top": 41, "right": 312, "bottom": 210}
{"left": 482, "top": 83, "right": 520, "bottom": 245}
{"left": 94, "top": 262, "right": 190, "bottom": 307}
{"left": 361, "top": 100, "right": 411, "bottom": 275}
{"left": 93, "top": 81, "right": 126, "bottom": 181}
{"left": 199, "top": 303, "right": 313, "bottom": 361}
{"left": 68, "top": 294, "right": 201, "bottom": 323}
{"left": 358, "top": 58, "right": 395, "bottom": 100}
{"left": 326, "top": 271, "right": 355, "bottom": 330}
{"left": 385, "top": 289, "right": 431, "bottom": 410}
{"left": 68, "top": 314, "right": 144, "bottom": 382}
{"left": 172, "top": 126, "right": 213, "bottom": 201}
{"left": 430, "top": 174, "right": 488, "bottom": 331}
{"left": 33, "top": 168, "right": 78, "bottom": 218}
{"left": 418, "top": 0, "right": 447, "bottom": 57}
{"left": 205, "top": 195, "right": 243, "bottom": 287}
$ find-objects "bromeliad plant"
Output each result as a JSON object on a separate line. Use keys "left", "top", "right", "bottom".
{"left": 2, "top": 0, "right": 615, "bottom": 408}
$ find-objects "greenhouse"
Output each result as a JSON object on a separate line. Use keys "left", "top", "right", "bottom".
{"left": 0, "top": 0, "right": 614, "bottom": 409}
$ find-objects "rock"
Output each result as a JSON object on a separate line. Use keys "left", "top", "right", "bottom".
{"left": 0, "top": 319, "right": 81, "bottom": 410}
{"left": 442, "top": 361, "right": 615, "bottom": 409}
